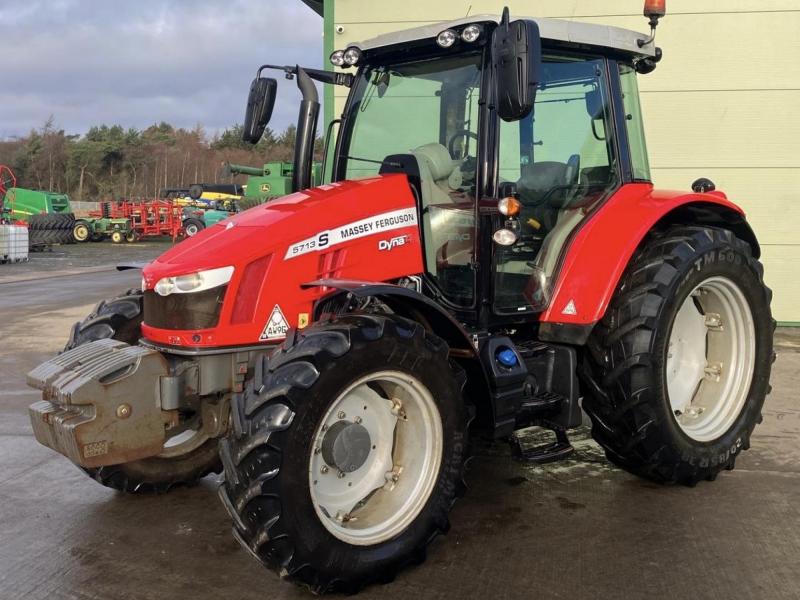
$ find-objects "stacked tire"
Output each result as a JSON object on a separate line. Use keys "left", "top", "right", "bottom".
{"left": 28, "top": 213, "right": 75, "bottom": 249}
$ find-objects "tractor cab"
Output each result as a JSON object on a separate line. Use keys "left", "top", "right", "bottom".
{"left": 244, "top": 8, "right": 661, "bottom": 328}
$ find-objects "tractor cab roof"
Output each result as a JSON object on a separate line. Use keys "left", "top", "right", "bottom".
{"left": 351, "top": 14, "right": 657, "bottom": 59}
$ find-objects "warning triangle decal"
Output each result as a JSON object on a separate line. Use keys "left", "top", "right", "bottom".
{"left": 260, "top": 304, "right": 290, "bottom": 340}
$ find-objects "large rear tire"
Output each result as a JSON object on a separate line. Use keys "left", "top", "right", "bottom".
{"left": 28, "top": 213, "right": 74, "bottom": 245}
{"left": 73, "top": 220, "right": 90, "bottom": 242}
{"left": 218, "top": 315, "right": 469, "bottom": 593}
{"left": 66, "top": 289, "right": 222, "bottom": 493}
{"left": 583, "top": 226, "right": 774, "bottom": 485}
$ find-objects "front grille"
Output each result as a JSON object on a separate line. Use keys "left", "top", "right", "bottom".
{"left": 144, "top": 286, "right": 227, "bottom": 330}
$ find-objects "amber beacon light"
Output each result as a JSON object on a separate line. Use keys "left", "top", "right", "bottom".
{"left": 638, "top": 0, "right": 666, "bottom": 47}
{"left": 644, "top": 0, "right": 666, "bottom": 20}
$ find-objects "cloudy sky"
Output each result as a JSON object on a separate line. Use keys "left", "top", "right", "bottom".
{"left": 0, "top": 0, "right": 322, "bottom": 139}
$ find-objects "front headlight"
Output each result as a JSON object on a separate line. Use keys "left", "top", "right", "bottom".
{"left": 153, "top": 266, "right": 234, "bottom": 296}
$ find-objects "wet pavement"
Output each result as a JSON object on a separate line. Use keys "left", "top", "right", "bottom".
{"left": 0, "top": 263, "right": 798, "bottom": 600}
{"left": 0, "top": 238, "right": 176, "bottom": 283}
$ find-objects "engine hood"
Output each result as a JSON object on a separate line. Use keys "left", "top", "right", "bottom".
{"left": 141, "top": 174, "right": 425, "bottom": 348}
{"left": 143, "top": 174, "right": 417, "bottom": 284}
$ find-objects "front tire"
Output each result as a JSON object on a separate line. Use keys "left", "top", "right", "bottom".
{"left": 218, "top": 315, "right": 468, "bottom": 593}
{"left": 66, "top": 289, "right": 222, "bottom": 493}
{"left": 584, "top": 226, "right": 774, "bottom": 485}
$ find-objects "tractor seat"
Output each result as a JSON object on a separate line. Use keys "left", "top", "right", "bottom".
{"left": 517, "top": 161, "right": 569, "bottom": 207}
{"left": 411, "top": 143, "right": 458, "bottom": 207}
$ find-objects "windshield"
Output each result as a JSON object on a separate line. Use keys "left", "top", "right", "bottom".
{"left": 340, "top": 52, "right": 483, "bottom": 307}
{"left": 342, "top": 53, "right": 482, "bottom": 180}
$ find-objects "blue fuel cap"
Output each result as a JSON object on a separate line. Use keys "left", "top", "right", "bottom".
{"left": 496, "top": 348, "right": 518, "bottom": 368}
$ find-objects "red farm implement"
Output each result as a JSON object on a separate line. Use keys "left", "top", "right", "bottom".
{"left": 93, "top": 199, "right": 184, "bottom": 241}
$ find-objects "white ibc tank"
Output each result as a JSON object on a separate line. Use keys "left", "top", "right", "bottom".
{"left": 0, "top": 224, "right": 29, "bottom": 263}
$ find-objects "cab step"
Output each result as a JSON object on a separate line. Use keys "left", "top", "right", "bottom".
{"left": 510, "top": 427, "right": 574, "bottom": 464}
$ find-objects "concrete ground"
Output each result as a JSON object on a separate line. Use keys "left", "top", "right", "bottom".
{"left": 0, "top": 248, "right": 798, "bottom": 599}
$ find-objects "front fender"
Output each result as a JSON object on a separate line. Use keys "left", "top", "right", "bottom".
{"left": 540, "top": 183, "right": 755, "bottom": 337}
{"left": 304, "top": 279, "right": 476, "bottom": 356}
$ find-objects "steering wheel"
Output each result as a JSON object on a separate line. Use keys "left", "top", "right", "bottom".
{"left": 447, "top": 130, "right": 479, "bottom": 160}
{"left": 565, "top": 154, "right": 581, "bottom": 186}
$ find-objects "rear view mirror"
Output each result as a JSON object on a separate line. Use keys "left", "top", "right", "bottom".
{"left": 242, "top": 77, "right": 277, "bottom": 144}
{"left": 585, "top": 88, "right": 605, "bottom": 119}
{"left": 492, "top": 9, "right": 541, "bottom": 122}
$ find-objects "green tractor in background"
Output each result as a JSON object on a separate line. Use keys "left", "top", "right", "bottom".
{"left": 221, "top": 161, "right": 322, "bottom": 210}
{"left": 0, "top": 165, "right": 75, "bottom": 247}
{"left": 179, "top": 162, "right": 322, "bottom": 236}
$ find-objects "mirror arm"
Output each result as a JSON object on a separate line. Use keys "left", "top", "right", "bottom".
{"left": 256, "top": 64, "right": 353, "bottom": 87}
{"left": 304, "top": 68, "right": 354, "bottom": 88}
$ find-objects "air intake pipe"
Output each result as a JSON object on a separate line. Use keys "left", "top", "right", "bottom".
{"left": 292, "top": 67, "right": 319, "bottom": 192}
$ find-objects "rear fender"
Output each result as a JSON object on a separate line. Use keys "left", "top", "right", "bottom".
{"left": 539, "top": 184, "right": 757, "bottom": 344}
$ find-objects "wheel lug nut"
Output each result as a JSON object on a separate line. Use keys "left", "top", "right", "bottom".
{"left": 338, "top": 471, "right": 346, "bottom": 479}
{"left": 320, "top": 465, "right": 329, "bottom": 474}
{"left": 337, "top": 411, "right": 346, "bottom": 419}
{"left": 354, "top": 416, "right": 362, "bottom": 424}
{"left": 314, "top": 447, "right": 321, "bottom": 455}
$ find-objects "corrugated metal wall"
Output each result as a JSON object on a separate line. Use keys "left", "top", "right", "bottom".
{"left": 330, "top": 0, "right": 800, "bottom": 321}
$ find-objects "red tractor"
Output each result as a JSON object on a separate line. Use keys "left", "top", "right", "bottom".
{"left": 28, "top": 3, "right": 773, "bottom": 593}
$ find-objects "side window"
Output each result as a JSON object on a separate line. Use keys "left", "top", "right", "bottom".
{"left": 494, "top": 57, "right": 617, "bottom": 313}
{"left": 619, "top": 64, "right": 651, "bottom": 181}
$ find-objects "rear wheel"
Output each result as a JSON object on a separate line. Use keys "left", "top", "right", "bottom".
{"left": 28, "top": 213, "right": 74, "bottom": 245}
{"left": 73, "top": 220, "right": 90, "bottom": 242}
{"left": 218, "top": 315, "right": 469, "bottom": 593}
{"left": 584, "top": 226, "right": 774, "bottom": 485}
{"left": 66, "top": 289, "right": 222, "bottom": 493}
{"left": 183, "top": 218, "right": 204, "bottom": 237}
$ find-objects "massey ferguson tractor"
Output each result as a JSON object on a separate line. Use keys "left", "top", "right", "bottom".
{"left": 27, "top": 2, "right": 774, "bottom": 593}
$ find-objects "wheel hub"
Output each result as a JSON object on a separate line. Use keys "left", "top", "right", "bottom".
{"left": 321, "top": 420, "right": 372, "bottom": 473}
{"left": 308, "top": 371, "right": 443, "bottom": 546}
{"left": 666, "top": 276, "right": 756, "bottom": 441}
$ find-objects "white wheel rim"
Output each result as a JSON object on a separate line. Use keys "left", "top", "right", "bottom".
{"left": 666, "top": 276, "right": 756, "bottom": 442}
{"left": 308, "top": 371, "right": 443, "bottom": 546}
{"left": 186, "top": 225, "right": 198, "bottom": 235}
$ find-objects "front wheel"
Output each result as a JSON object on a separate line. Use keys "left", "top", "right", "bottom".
{"left": 183, "top": 218, "right": 204, "bottom": 237}
{"left": 218, "top": 315, "right": 469, "bottom": 593}
{"left": 584, "top": 226, "right": 774, "bottom": 485}
{"left": 110, "top": 230, "right": 123, "bottom": 243}
{"left": 66, "top": 289, "right": 222, "bottom": 493}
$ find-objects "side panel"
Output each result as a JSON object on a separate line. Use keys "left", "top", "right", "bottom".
{"left": 540, "top": 183, "right": 747, "bottom": 326}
